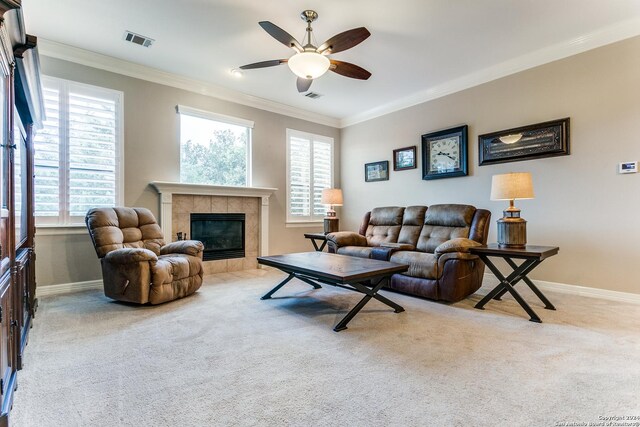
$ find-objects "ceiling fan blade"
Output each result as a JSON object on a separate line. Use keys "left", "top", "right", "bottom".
{"left": 259, "top": 21, "right": 303, "bottom": 51}
{"left": 239, "top": 59, "right": 288, "bottom": 70}
{"left": 329, "top": 60, "right": 371, "bottom": 80}
{"left": 317, "top": 27, "right": 371, "bottom": 54}
{"left": 297, "top": 77, "right": 312, "bottom": 93}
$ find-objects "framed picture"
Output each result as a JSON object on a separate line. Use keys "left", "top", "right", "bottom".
{"left": 421, "top": 125, "right": 468, "bottom": 180}
{"left": 478, "top": 118, "right": 570, "bottom": 166}
{"left": 393, "top": 146, "right": 417, "bottom": 171}
{"left": 364, "top": 160, "right": 389, "bottom": 182}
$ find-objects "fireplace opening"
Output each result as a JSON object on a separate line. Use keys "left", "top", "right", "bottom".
{"left": 190, "top": 213, "right": 245, "bottom": 261}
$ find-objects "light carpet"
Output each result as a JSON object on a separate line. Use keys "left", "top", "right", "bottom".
{"left": 11, "top": 270, "right": 640, "bottom": 426}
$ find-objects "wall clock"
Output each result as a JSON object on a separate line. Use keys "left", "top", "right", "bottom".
{"left": 421, "top": 125, "right": 468, "bottom": 180}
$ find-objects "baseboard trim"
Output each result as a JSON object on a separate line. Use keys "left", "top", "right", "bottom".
{"left": 482, "top": 274, "right": 640, "bottom": 304}
{"left": 37, "top": 280, "right": 103, "bottom": 297}
{"left": 36, "top": 275, "right": 640, "bottom": 304}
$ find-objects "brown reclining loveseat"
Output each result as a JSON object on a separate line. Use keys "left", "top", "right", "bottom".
{"left": 326, "top": 204, "right": 491, "bottom": 302}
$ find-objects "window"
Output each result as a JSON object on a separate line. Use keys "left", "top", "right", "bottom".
{"left": 177, "top": 105, "right": 253, "bottom": 186}
{"left": 286, "top": 129, "right": 334, "bottom": 223}
{"left": 34, "top": 76, "right": 123, "bottom": 226}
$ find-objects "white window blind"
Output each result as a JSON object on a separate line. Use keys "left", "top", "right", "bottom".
{"left": 34, "top": 76, "right": 123, "bottom": 225}
{"left": 286, "top": 129, "right": 334, "bottom": 223}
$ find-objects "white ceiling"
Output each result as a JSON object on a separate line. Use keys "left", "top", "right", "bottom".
{"left": 23, "top": 0, "right": 640, "bottom": 126}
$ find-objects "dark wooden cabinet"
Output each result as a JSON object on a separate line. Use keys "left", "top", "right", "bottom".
{"left": 0, "top": 1, "right": 44, "bottom": 424}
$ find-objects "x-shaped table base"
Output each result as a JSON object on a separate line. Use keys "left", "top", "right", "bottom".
{"left": 474, "top": 254, "right": 556, "bottom": 323}
{"left": 261, "top": 272, "right": 404, "bottom": 332}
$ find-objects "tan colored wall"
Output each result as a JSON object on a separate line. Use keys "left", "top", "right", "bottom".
{"left": 340, "top": 36, "right": 640, "bottom": 294}
{"left": 36, "top": 56, "right": 340, "bottom": 286}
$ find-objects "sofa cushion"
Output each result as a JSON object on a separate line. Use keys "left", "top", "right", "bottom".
{"left": 389, "top": 251, "right": 439, "bottom": 280}
{"left": 337, "top": 246, "right": 374, "bottom": 259}
{"left": 86, "top": 207, "right": 165, "bottom": 258}
{"left": 415, "top": 204, "right": 476, "bottom": 253}
{"left": 369, "top": 207, "right": 404, "bottom": 225}
{"left": 402, "top": 206, "right": 427, "bottom": 225}
{"left": 366, "top": 224, "right": 402, "bottom": 247}
{"left": 425, "top": 204, "right": 475, "bottom": 227}
{"left": 417, "top": 225, "right": 470, "bottom": 253}
{"left": 150, "top": 254, "right": 203, "bottom": 304}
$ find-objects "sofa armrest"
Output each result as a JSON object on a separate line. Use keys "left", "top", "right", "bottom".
{"left": 104, "top": 248, "right": 158, "bottom": 264}
{"left": 326, "top": 231, "right": 368, "bottom": 248}
{"left": 435, "top": 238, "right": 482, "bottom": 255}
{"left": 161, "top": 240, "right": 204, "bottom": 257}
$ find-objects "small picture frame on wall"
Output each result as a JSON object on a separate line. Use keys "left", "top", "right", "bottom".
{"left": 421, "top": 125, "right": 468, "bottom": 180}
{"left": 393, "top": 146, "right": 417, "bottom": 171}
{"left": 364, "top": 161, "right": 389, "bottom": 182}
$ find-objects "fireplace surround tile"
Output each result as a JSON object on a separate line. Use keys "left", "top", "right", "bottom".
{"left": 211, "top": 196, "right": 228, "bottom": 213}
{"left": 171, "top": 194, "right": 260, "bottom": 273}
{"left": 194, "top": 195, "right": 211, "bottom": 213}
{"left": 151, "top": 182, "right": 277, "bottom": 274}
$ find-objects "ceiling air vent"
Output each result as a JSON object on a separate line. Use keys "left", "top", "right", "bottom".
{"left": 304, "top": 92, "right": 322, "bottom": 99}
{"left": 123, "top": 31, "right": 155, "bottom": 47}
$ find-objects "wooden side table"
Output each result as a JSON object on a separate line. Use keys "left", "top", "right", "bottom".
{"left": 304, "top": 232, "right": 328, "bottom": 251}
{"left": 469, "top": 244, "right": 559, "bottom": 323}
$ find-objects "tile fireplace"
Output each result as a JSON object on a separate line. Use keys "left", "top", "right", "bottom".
{"left": 150, "top": 182, "right": 277, "bottom": 273}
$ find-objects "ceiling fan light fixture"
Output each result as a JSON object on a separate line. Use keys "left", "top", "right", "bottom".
{"left": 287, "top": 52, "right": 330, "bottom": 79}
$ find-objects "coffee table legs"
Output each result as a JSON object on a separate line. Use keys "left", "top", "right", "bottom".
{"left": 333, "top": 278, "right": 404, "bottom": 332}
{"left": 260, "top": 273, "right": 321, "bottom": 300}
{"left": 261, "top": 272, "right": 403, "bottom": 332}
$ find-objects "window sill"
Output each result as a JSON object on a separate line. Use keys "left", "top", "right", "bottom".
{"left": 285, "top": 221, "right": 323, "bottom": 228}
{"left": 36, "top": 225, "right": 88, "bottom": 236}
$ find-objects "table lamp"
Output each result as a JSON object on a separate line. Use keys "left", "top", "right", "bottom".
{"left": 321, "top": 188, "right": 343, "bottom": 234}
{"left": 490, "top": 172, "right": 534, "bottom": 248}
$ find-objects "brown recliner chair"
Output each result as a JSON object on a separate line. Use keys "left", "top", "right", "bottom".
{"left": 85, "top": 207, "right": 204, "bottom": 304}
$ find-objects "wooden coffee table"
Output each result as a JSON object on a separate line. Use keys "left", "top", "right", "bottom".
{"left": 257, "top": 252, "right": 409, "bottom": 331}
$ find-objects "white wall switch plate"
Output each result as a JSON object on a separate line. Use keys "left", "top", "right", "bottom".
{"left": 619, "top": 161, "right": 638, "bottom": 174}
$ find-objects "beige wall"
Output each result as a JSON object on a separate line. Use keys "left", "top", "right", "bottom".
{"left": 340, "top": 36, "right": 640, "bottom": 294}
{"left": 36, "top": 56, "right": 340, "bottom": 286}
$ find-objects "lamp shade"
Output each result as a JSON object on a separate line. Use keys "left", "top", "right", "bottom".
{"left": 490, "top": 172, "right": 534, "bottom": 200}
{"left": 287, "top": 52, "right": 330, "bottom": 79}
{"left": 321, "top": 188, "right": 343, "bottom": 206}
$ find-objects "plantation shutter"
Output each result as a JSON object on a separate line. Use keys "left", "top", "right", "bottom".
{"left": 67, "top": 89, "right": 118, "bottom": 217}
{"left": 34, "top": 85, "right": 61, "bottom": 218}
{"left": 287, "top": 129, "right": 334, "bottom": 223}
{"left": 33, "top": 76, "right": 123, "bottom": 225}
{"left": 312, "top": 140, "right": 332, "bottom": 217}
{"left": 289, "top": 135, "right": 311, "bottom": 217}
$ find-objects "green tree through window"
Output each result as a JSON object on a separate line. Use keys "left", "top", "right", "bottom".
{"left": 178, "top": 109, "right": 251, "bottom": 186}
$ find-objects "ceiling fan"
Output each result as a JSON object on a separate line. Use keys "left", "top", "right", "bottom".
{"left": 239, "top": 10, "right": 371, "bottom": 93}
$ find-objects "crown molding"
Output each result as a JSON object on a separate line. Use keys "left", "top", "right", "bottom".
{"left": 37, "top": 38, "right": 341, "bottom": 128}
{"left": 339, "top": 16, "right": 640, "bottom": 128}
{"left": 37, "top": 13, "right": 640, "bottom": 131}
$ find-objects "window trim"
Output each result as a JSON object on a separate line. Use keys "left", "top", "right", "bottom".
{"left": 35, "top": 75, "right": 124, "bottom": 227}
{"left": 177, "top": 105, "right": 253, "bottom": 187}
{"left": 285, "top": 128, "right": 334, "bottom": 224}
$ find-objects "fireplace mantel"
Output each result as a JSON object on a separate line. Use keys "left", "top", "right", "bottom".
{"left": 150, "top": 181, "right": 277, "bottom": 257}
{"left": 150, "top": 181, "right": 277, "bottom": 199}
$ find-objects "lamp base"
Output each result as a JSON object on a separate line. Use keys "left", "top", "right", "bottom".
{"left": 497, "top": 217, "right": 527, "bottom": 248}
{"left": 324, "top": 217, "right": 339, "bottom": 234}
